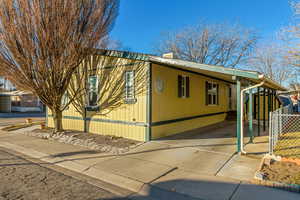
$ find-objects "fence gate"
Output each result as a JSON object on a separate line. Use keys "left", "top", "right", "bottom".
{"left": 269, "top": 106, "right": 300, "bottom": 158}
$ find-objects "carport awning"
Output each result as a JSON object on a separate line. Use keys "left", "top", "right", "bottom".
{"left": 149, "top": 56, "right": 287, "bottom": 91}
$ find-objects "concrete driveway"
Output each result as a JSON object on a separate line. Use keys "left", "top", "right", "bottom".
{"left": 88, "top": 120, "right": 272, "bottom": 199}
{"left": 0, "top": 121, "right": 290, "bottom": 200}
{"left": 93, "top": 120, "right": 266, "bottom": 181}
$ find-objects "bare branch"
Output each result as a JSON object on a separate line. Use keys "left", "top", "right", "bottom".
{"left": 156, "top": 22, "right": 258, "bottom": 68}
{"left": 68, "top": 52, "right": 148, "bottom": 118}
{"left": 0, "top": 0, "right": 120, "bottom": 132}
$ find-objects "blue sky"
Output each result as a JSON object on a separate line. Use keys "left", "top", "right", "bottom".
{"left": 110, "top": 0, "right": 293, "bottom": 54}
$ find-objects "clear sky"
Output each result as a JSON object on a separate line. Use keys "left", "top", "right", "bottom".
{"left": 110, "top": 0, "right": 293, "bottom": 54}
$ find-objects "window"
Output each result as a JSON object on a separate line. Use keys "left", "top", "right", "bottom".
{"left": 206, "top": 82, "right": 219, "bottom": 105}
{"left": 61, "top": 92, "right": 69, "bottom": 110}
{"left": 178, "top": 75, "right": 190, "bottom": 98}
{"left": 125, "top": 71, "right": 136, "bottom": 103}
{"left": 88, "top": 75, "right": 98, "bottom": 107}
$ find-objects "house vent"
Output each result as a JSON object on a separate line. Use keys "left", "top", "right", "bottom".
{"left": 162, "top": 52, "right": 174, "bottom": 59}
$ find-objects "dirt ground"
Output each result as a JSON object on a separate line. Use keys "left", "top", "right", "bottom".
{"left": 261, "top": 161, "right": 300, "bottom": 185}
{"left": 33, "top": 128, "right": 140, "bottom": 149}
{"left": 0, "top": 149, "right": 128, "bottom": 200}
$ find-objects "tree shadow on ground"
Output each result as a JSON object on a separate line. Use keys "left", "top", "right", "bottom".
{"left": 98, "top": 179, "right": 300, "bottom": 200}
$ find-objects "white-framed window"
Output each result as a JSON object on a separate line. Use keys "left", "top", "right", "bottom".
{"left": 178, "top": 75, "right": 190, "bottom": 98}
{"left": 88, "top": 75, "right": 98, "bottom": 107}
{"left": 125, "top": 71, "right": 136, "bottom": 103}
{"left": 61, "top": 92, "right": 69, "bottom": 110}
{"left": 206, "top": 82, "right": 219, "bottom": 105}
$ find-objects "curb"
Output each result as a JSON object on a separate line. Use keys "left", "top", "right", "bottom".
{"left": 0, "top": 142, "right": 144, "bottom": 193}
{"left": 251, "top": 179, "right": 300, "bottom": 193}
{"left": 0, "top": 142, "right": 202, "bottom": 200}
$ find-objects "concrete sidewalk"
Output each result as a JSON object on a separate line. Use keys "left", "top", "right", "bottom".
{"left": 0, "top": 128, "right": 298, "bottom": 200}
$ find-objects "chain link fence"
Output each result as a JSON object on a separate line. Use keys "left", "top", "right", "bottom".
{"left": 269, "top": 105, "right": 300, "bottom": 158}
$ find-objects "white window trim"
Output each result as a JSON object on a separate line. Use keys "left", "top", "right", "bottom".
{"left": 87, "top": 75, "right": 99, "bottom": 107}
{"left": 180, "top": 75, "right": 189, "bottom": 98}
{"left": 125, "top": 70, "right": 136, "bottom": 104}
{"left": 207, "top": 82, "right": 218, "bottom": 105}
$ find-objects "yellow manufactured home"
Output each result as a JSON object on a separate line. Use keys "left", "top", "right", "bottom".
{"left": 46, "top": 50, "right": 287, "bottom": 145}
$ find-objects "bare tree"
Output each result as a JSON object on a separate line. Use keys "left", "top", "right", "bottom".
{"left": 282, "top": 1, "right": 300, "bottom": 69}
{"left": 156, "top": 22, "right": 257, "bottom": 68}
{"left": 0, "top": 0, "right": 119, "bottom": 132}
{"left": 247, "top": 42, "right": 294, "bottom": 85}
{"left": 68, "top": 50, "right": 148, "bottom": 132}
{"left": 289, "top": 82, "right": 300, "bottom": 90}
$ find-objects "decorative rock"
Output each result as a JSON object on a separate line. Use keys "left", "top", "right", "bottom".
{"left": 254, "top": 171, "right": 265, "bottom": 180}
{"left": 20, "top": 129, "right": 142, "bottom": 155}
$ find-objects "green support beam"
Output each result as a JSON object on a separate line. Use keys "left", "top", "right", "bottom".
{"left": 248, "top": 89, "right": 253, "bottom": 143}
{"left": 271, "top": 90, "right": 274, "bottom": 112}
{"left": 274, "top": 90, "right": 276, "bottom": 110}
{"left": 268, "top": 89, "right": 271, "bottom": 128}
{"left": 257, "top": 87, "right": 261, "bottom": 136}
{"left": 263, "top": 88, "right": 266, "bottom": 132}
{"left": 236, "top": 79, "right": 241, "bottom": 153}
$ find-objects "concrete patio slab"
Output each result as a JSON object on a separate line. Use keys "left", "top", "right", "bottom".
{"left": 129, "top": 142, "right": 171, "bottom": 153}
{"left": 244, "top": 136, "right": 269, "bottom": 155}
{"left": 124, "top": 145, "right": 205, "bottom": 167}
{"left": 216, "top": 154, "right": 261, "bottom": 181}
{"left": 157, "top": 137, "right": 236, "bottom": 153}
{"left": 93, "top": 156, "right": 175, "bottom": 183}
{"left": 177, "top": 150, "right": 234, "bottom": 175}
{"left": 152, "top": 168, "right": 240, "bottom": 200}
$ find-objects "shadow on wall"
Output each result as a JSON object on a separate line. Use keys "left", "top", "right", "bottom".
{"left": 100, "top": 179, "right": 299, "bottom": 200}
{"left": 156, "top": 120, "right": 238, "bottom": 140}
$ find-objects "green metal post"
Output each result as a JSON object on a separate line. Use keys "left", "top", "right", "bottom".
{"left": 263, "top": 88, "right": 266, "bottom": 131}
{"left": 236, "top": 79, "right": 241, "bottom": 153}
{"left": 271, "top": 90, "right": 273, "bottom": 111}
{"left": 146, "top": 63, "right": 152, "bottom": 142}
{"left": 248, "top": 89, "right": 253, "bottom": 143}
{"left": 45, "top": 107, "right": 48, "bottom": 127}
{"left": 257, "top": 87, "right": 261, "bottom": 136}
{"left": 268, "top": 89, "right": 271, "bottom": 127}
{"left": 274, "top": 90, "right": 277, "bottom": 110}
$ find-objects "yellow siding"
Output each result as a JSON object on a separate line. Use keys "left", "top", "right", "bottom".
{"left": 47, "top": 56, "right": 148, "bottom": 142}
{"left": 48, "top": 93, "right": 147, "bottom": 141}
{"left": 152, "top": 114, "right": 226, "bottom": 139}
{"left": 151, "top": 64, "right": 229, "bottom": 139}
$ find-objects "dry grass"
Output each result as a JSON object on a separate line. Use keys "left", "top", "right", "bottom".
{"left": 261, "top": 161, "right": 300, "bottom": 185}
{"left": 274, "top": 132, "right": 300, "bottom": 159}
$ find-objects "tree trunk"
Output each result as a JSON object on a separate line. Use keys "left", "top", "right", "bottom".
{"left": 53, "top": 110, "right": 63, "bottom": 133}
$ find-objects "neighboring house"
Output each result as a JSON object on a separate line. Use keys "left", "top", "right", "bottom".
{"left": 0, "top": 77, "right": 44, "bottom": 113}
{"left": 0, "top": 88, "right": 11, "bottom": 113}
{"left": 10, "top": 91, "right": 43, "bottom": 112}
{"left": 0, "top": 77, "right": 16, "bottom": 91}
{"left": 46, "top": 50, "right": 286, "bottom": 145}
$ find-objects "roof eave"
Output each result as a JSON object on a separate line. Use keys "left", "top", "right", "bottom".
{"left": 259, "top": 75, "right": 288, "bottom": 91}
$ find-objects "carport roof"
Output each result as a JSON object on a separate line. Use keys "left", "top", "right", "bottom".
{"left": 97, "top": 49, "right": 287, "bottom": 91}
{"left": 149, "top": 56, "right": 287, "bottom": 91}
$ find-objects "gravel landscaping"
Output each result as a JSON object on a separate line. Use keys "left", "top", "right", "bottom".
{"left": 0, "top": 148, "right": 128, "bottom": 200}
{"left": 22, "top": 127, "right": 143, "bottom": 154}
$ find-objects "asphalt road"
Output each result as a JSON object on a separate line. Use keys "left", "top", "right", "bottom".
{"left": 0, "top": 148, "right": 129, "bottom": 200}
